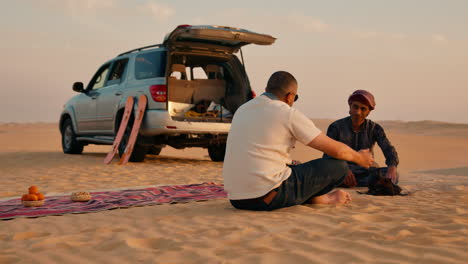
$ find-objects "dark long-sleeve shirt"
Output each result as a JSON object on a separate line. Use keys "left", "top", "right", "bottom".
{"left": 324, "top": 116, "right": 399, "bottom": 168}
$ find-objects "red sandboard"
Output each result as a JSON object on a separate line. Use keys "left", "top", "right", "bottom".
{"left": 104, "top": 96, "right": 134, "bottom": 164}
{"left": 118, "top": 95, "right": 147, "bottom": 165}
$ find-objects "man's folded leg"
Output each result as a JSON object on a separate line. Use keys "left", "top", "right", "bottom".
{"left": 267, "top": 158, "right": 348, "bottom": 210}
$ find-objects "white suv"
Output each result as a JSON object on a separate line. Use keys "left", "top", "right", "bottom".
{"left": 60, "top": 25, "right": 276, "bottom": 162}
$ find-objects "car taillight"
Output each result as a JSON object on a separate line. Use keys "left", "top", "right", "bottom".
{"left": 177, "top": 24, "right": 191, "bottom": 28}
{"left": 251, "top": 90, "right": 257, "bottom": 98}
{"left": 149, "top": 85, "right": 167, "bottom": 102}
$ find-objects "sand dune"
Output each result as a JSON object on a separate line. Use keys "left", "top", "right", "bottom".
{"left": 0, "top": 121, "right": 467, "bottom": 263}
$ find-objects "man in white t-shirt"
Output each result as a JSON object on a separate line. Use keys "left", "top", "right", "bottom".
{"left": 223, "top": 71, "right": 374, "bottom": 211}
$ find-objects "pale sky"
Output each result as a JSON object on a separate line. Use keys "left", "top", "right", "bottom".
{"left": 1, "top": 0, "right": 467, "bottom": 123}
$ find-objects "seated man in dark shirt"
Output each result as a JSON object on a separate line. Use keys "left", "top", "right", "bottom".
{"left": 324, "top": 90, "right": 399, "bottom": 187}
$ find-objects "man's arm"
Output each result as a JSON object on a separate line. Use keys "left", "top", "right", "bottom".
{"left": 374, "top": 124, "right": 399, "bottom": 167}
{"left": 308, "top": 132, "right": 374, "bottom": 168}
{"left": 374, "top": 124, "right": 399, "bottom": 182}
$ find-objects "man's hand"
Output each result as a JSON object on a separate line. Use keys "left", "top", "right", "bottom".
{"left": 357, "top": 149, "right": 374, "bottom": 168}
{"left": 343, "top": 169, "right": 357, "bottom": 187}
{"left": 290, "top": 160, "right": 301, "bottom": 165}
{"left": 385, "top": 166, "right": 398, "bottom": 183}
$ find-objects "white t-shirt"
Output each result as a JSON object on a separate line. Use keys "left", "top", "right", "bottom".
{"left": 222, "top": 94, "right": 321, "bottom": 200}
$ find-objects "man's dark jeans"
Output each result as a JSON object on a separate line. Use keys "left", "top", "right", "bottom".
{"left": 230, "top": 158, "right": 348, "bottom": 211}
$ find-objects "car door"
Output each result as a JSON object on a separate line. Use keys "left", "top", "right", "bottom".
{"left": 74, "top": 63, "right": 110, "bottom": 133}
{"left": 95, "top": 58, "right": 129, "bottom": 133}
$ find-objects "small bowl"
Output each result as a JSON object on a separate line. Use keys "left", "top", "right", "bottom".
{"left": 22, "top": 200, "right": 45, "bottom": 207}
{"left": 71, "top": 192, "right": 92, "bottom": 202}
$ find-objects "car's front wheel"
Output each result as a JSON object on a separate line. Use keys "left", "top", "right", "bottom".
{"left": 208, "top": 143, "right": 226, "bottom": 162}
{"left": 61, "top": 119, "right": 84, "bottom": 154}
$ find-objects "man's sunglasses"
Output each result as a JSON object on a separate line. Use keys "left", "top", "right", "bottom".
{"left": 288, "top": 93, "right": 299, "bottom": 102}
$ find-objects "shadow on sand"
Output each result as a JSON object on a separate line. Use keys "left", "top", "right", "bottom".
{"left": 0, "top": 151, "right": 216, "bottom": 168}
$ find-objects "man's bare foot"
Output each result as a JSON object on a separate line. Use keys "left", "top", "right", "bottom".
{"left": 309, "top": 190, "right": 352, "bottom": 205}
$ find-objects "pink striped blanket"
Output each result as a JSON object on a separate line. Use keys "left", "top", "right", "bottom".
{"left": 0, "top": 183, "right": 226, "bottom": 220}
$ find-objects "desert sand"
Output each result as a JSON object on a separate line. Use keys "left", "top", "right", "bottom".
{"left": 0, "top": 121, "right": 467, "bottom": 264}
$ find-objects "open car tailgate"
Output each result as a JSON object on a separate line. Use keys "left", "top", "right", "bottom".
{"left": 164, "top": 25, "right": 276, "bottom": 53}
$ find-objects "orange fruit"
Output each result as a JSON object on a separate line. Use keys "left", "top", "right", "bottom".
{"left": 36, "top": 193, "right": 45, "bottom": 200}
{"left": 27, "top": 194, "right": 38, "bottom": 201}
{"left": 21, "top": 194, "right": 28, "bottom": 201}
{"left": 29, "top": 186, "right": 39, "bottom": 194}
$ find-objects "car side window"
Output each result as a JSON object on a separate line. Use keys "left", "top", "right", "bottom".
{"left": 89, "top": 64, "right": 111, "bottom": 90}
{"left": 106, "top": 59, "right": 129, "bottom": 86}
{"left": 135, "top": 51, "right": 167, "bottom": 80}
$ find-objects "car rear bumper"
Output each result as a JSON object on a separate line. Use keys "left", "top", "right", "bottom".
{"left": 140, "top": 109, "right": 231, "bottom": 136}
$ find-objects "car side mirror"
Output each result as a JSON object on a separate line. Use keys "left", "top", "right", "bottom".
{"left": 72, "top": 82, "right": 85, "bottom": 93}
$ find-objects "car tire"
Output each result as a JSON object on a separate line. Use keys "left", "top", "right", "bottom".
{"left": 208, "top": 143, "right": 226, "bottom": 162}
{"left": 147, "top": 146, "right": 163, "bottom": 155}
{"left": 61, "top": 119, "right": 84, "bottom": 154}
{"left": 118, "top": 119, "right": 148, "bottom": 162}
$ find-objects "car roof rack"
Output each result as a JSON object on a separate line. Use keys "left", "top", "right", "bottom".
{"left": 117, "top": 44, "right": 162, "bottom": 57}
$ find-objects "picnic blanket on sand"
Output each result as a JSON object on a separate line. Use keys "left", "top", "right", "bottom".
{"left": 0, "top": 182, "right": 226, "bottom": 220}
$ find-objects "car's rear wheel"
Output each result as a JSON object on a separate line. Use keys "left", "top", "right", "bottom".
{"left": 118, "top": 119, "right": 148, "bottom": 162}
{"left": 147, "top": 146, "right": 163, "bottom": 155}
{"left": 208, "top": 143, "right": 226, "bottom": 162}
{"left": 61, "top": 119, "right": 84, "bottom": 154}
